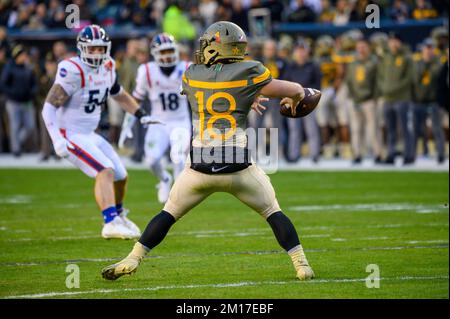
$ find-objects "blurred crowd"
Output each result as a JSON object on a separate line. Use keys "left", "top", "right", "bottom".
{"left": 246, "top": 26, "right": 449, "bottom": 165}
{"left": 0, "top": 22, "right": 448, "bottom": 165}
{"left": 0, "top": 0, "right": 449, "bottom": 165}
{"left": 1, "top": 0, "right": 449, "bottom": 34}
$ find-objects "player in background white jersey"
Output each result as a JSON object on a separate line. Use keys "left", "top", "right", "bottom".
{"left": 41, "top": 25, "right": 159, "bottom": 239}
{"left": 120, "top": 33, "right": 191, "bottom": 204}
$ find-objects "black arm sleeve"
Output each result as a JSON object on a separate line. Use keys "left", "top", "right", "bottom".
{"left": 110, "top": 71, "right": 122, "bottom": 95}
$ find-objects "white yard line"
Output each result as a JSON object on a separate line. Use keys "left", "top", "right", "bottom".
{"left": 365, "top": 222, "right": 448, "bottom": 229}
{"left": 289, "top": 203, "right": 449, "bottom": 214}
{"left": 6, "top": 235, "right": 100, "bottom": 242}
{"left": 4, "top": 233, "right": 446, "bottom": 243}
{"left": 406, "top": 240, "right": 449, "bottom": 244}
{"left": 4, "top": 275, "right": 449, "bottom": 299}
{"left": 2, "top": 243, "right": 448, "bottom": 267}
{"left": 359, "top": 236, "right": 391, "bottom": 240}
{"left": 4, "top": 227, "right": 448, "bottom": 243}
{"left": 0, "top": 195, "right": 33, "bottom": 204}
{"left": 2, "top": 221, "right": 447, "bottom": 237}
{"left": 360, "top": 245, "right": 448, "bottom": 251}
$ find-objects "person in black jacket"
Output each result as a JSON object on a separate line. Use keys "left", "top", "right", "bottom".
{"left": 436, "top": 47, "right": 449, "bottom": 150}
{"left": 287, "top": 0, "right": 317, "bottom": 23}
{"left": 283, "top": 39, "right": 322, "bottom": 162}
{"left": 0, "top": 26, "right": 10, "bottom": 153}
{"left": 436, "top": 50, "right": 448, "bottom": 112}
{"left": 248, "top": 39, "right": 289, "bottom": 160}
{"left": 0, "top": 44, "right": 37, "bottom": 156}
{"left": 412, "top": 39, "right": 446, "bottom": 164}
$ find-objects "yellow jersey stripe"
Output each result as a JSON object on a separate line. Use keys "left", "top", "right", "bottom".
{"left": 187, "top": 79, "right": 248, "bottom": 89}
{"left": 253, "top": 68, "right": 271, "bottom": 84}
{"left": 185, "top": 67, "right": 271, "bottom": 89}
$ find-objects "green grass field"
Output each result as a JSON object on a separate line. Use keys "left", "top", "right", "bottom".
{"left": 0, "top": 169, "right": 448, "bottom": 299}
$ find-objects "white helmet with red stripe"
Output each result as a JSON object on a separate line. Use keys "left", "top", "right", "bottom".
{"left": 151, "top": 33, "right": 179, "bottom": 67}
{"left": 77, "top": 24, "right": 111, "bottom": 68}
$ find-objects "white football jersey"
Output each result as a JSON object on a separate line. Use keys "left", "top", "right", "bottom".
{"left": 54, "top": 56, "right": 121, "bottom": 134}
{"left": 133, "top": 61, "right": 191, "bottom": 123}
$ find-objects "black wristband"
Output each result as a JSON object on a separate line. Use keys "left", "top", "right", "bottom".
{"left": 134, "top": 108, "right": 148, "bottom": 119}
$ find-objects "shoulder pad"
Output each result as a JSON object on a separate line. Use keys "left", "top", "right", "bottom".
{"left": 58, "top": 59, "right": 82, "bottom": 74}
{"left": 241, "top": 61, "right": 271, "bottom": 84}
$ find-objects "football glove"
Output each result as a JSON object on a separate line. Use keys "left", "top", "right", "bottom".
{"left": 53, "top": 138, "right": 74, "bottom": 158}
{"left": 118, "top": 113, "right": 164, "bottom": 149}
{"left": 118, "top": 113, "right": 136, "bottom": 149}
{"left": 139, "top": 115, "right": 164, "bottom": 126}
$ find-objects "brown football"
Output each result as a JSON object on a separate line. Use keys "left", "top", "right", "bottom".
{"left": 280, "top": 88, "right": 322, "bottom": 118}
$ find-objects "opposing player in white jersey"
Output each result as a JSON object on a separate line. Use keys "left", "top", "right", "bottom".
{"left": 120, "top": 33, "right": 191, "bottom": 203}
{"left": 41, "top": 25, "right": 158, "bottom": 239}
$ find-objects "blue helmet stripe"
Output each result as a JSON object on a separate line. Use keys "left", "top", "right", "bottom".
{"left": 90, "top": 26, "right": 96, "bottom": 39}
{"left": 84, "top": 26, "right": 93, "bottom": 40}
{"left": 151, "top": 33, "right": 176, "bottom": 50}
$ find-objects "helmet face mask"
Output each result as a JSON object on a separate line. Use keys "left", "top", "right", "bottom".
{"left": 194, "top": 38, "right": 208, "bottom": 64}
{"left": 151, "top": 33, "right": 179, "bottom": 67}
{"left": 77, "top": 25, "right": 111, "bottom": 68}
{"left": 198, "top": 36, "right": 218, "bottom": 65}
{"left": 77, "top": 43, "right": 110, "bottom": 68}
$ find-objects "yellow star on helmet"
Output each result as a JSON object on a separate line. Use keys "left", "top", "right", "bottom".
{"left": 232, "top": 46, "right": 240, "bottom": 55}
{"left": 214, "top": 31, "right": 221, "bottom": 43}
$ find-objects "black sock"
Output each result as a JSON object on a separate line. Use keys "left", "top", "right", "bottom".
{"left": 138, "top": 210, "right": 176, "bottom": 250}
{"left": 266, "top": 211, "right": 300, "bottom": 251}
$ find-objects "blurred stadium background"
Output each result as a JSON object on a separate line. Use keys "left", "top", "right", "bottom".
{"left": 0, "top": 0, "right": 449, "bottom": 168}
{"left": 0, "top": 1, "right": 449, "bottom": 300}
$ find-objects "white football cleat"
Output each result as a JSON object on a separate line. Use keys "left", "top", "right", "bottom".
{"left": 118, "top": 209, "right": 141, "bottom": 237}
{"left": 101, "top": 242, "right": 148, "bottom": 280}
{"left": 156, "top": 173, "right": 173, "bottom": 204}
{"left": 101, "top": 254, "right": 142, "bottom": 280}
{"left": 290, "top": 245, "right": 315, "bottom": 281}
{"left": 101, "top": 216, "right": 136, "bottom": 239}
{"left": 297, "top": 264, "right": 315, "bottom": 281}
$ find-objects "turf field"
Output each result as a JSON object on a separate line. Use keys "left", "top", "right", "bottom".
{"left": 0, "top": 168, "right": 448, "bottom": 299}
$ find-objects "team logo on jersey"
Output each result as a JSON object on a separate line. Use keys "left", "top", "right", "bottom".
{"left": 59, "top": 68, "right": 67, "bottom": 77}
